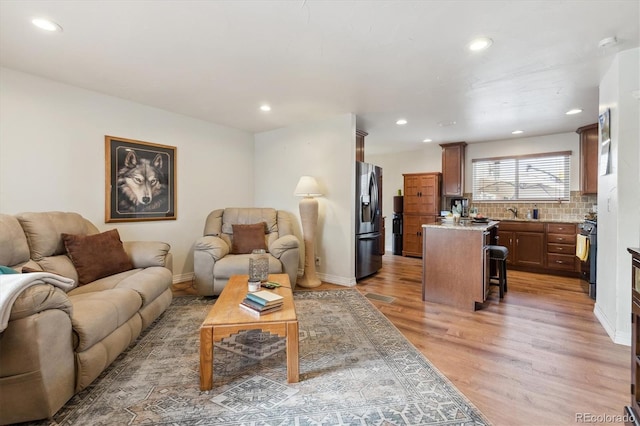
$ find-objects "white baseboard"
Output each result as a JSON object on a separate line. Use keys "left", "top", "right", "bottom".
{"left": 296, "top": 269, "right": 356, "bottom": 287}
{"left": 172, "top": 272, "right": 194, "bottom": 285}
{"left": 316, "top": 272, "right": 356, "bottom": 287}
{"left": 594, "top": 302, "right": 631, "bottom": 346}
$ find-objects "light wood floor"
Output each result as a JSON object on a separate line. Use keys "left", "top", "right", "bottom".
{"left": 173, "top": 255, "right": 630, "bottom": 425}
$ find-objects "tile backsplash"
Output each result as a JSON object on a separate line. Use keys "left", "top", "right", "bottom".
{"left": 463, "top": 192, "right": 597, "bottom": 222}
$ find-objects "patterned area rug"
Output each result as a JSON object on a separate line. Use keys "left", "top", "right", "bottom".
{"left": 34, "top": 290, "right": 489, "bottom": 425}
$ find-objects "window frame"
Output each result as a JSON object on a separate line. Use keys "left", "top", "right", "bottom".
{"left": 471, "top": 150, "right": 572, "bottom": 202}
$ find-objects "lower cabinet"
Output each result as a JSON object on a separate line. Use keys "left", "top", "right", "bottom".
{"left": 515, "top": 232, "right": 545, "bottom": 267}
{"left": 498, "top": 230, "right": 515, "bottom": 265}
{"left": 497, "top": 221, "right": 545, "bottom": 268}
{"left": 403, "top": 215, "right": 436, "bottom": 257}
{"left": 546, "top": 223, "right": 577, "bottom": 272}
{"left": 497, "top": 220, "right": 579, "bottom": 276}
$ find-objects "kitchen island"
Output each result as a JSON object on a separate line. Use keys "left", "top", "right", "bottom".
{"left": 422, "top": 220, "right": 499, "bottom": 311}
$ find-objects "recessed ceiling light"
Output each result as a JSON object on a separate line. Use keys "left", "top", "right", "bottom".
{"left": 469, "top": 37, "right": 493, "bottom": 51}
{"left": 512, "top": 130, "right": 524, "bottom": 135}
{"left": 259, "top": 104, "right": 271, "bottom": 112}
{"left": 565, "top": 108, "right": 583, "bottom": 115}
{"left": 437, "top": 120, "right": 456, "bottom": 127}
{"left": 422, "top": 138, "right": 433, "bottom": 143}
{"left": 396, "top": 119, "right": 407, "bottom": 125}
{"left": 32, "top": 18, "right": 63, "bottom": 32}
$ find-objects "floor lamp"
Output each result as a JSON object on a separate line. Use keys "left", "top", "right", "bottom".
{"left": 294, "top": 176, "right": 322, "bottom": 288}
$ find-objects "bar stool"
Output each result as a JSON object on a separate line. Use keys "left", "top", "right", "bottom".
{"left": 487, "top": 245, "right": 508, "bottom": 299}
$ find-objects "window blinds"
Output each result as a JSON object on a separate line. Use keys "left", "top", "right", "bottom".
{"left": 472, "top": 151, "right": 571, "bottom": 201}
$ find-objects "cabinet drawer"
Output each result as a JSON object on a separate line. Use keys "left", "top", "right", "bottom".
{"left": 547, "top": 253, "right": 577, "bottom": 271}
{"left": 547, "top": 243, "right": 576, "bottom": 254}
{"left": 498, "top": 221, "right": 544, "bottom": 232}
{"left": 547, "top": 223, "right": 576, "bottom": 234}
{"left": 547, "top": 233, "right": 576, "bottom": 244}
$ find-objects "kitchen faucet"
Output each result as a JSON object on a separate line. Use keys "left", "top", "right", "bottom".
{"left": 507, "top": 207, "right": 518, "bottom": 218}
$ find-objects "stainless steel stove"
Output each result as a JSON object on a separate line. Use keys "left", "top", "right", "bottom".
{"left": 578, "top": 219, "right": 597, "bottom": 299}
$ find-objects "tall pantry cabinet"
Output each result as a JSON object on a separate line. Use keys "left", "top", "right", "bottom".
{"left": 402, "top": 172, "right": 442, "bottom": 257}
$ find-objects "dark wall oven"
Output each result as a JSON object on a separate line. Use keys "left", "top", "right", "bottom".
{"left": 578, "top": 219, "right": 597, "bottom": 299}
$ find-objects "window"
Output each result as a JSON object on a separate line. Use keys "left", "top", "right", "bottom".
{"left": 472, "top": 151, "right": 571, "bottom": 201}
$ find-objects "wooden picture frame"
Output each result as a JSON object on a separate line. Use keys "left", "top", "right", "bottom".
{"left": 105, "top": 135, "right": 177, "bottom": 222}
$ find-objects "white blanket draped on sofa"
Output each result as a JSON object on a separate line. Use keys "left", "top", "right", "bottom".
{"left": 0, "top": 272, "right": 76, "bottom": 332}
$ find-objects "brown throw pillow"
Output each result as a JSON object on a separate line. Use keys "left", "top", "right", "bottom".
{"left": 62, "top": 229, "right": 133, "bottom": 285}
{"left": 231, "top": 223, "right": 267, "bottom": 254}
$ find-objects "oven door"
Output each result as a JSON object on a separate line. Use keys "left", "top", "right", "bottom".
{"left": 578, "top": 228, "right": 590, "bottom": 281}
{"left": 578, "top": 225, "right": 596, "bottom": 299}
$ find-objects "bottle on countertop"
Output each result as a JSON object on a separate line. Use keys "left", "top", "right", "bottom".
{"left": 526, "top": 210, "right": 532, "bottom": 220}
{"left": 533, "top": 204, "right": 539, "bottom": 219}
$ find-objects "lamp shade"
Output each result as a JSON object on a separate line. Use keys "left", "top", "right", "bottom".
{"left": 294, "top": 176, "right": 322, "bottom": 197}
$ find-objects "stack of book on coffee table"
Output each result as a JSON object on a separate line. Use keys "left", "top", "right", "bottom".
{"left": 240, "top": 289, "right": 284, "bottom": 315}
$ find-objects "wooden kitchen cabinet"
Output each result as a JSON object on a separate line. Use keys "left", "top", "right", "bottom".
{"left": 440, "top": 142, "right": 467, "bottom": 197}
{"left": 498, "top": 220, "right": 580, "bottom": 277}
{"left": 626, "top": 248, "right": 640, "bottom": 426}
{"left": 356, "top": 129, "right": 368, "bottom": 162}
{"left": 422, "top": 222, "right": 497, "bottom": 311}
{"left": 498, "top": 221, "right": 545, "bottom": 268}
{"left": 497, "top": 230, "right": 515, "bottom": 265}
{"left": 403, "top": 172, "right": 441, "bottom": 258}
{"left": 403, "top": 215, "right": 436, "bottom": 257}
{"left": 577, "top": 123, "right": 598, "bottom": 195}
{"left": 403, "top": 173, "right": 440, "bottom": 215}
{"left": 546, "top": 223, "right": 577, "bottom": 272}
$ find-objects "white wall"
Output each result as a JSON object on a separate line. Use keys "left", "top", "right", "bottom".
{"left": 368, "top": 132, "right": 579, "bottom": 251}
{"left": 594, "top": 47, "right": 640, "bottom": 345}
{"left": 0, "top": 67, "right": 255, "bottom": 281}
{"left": 254, "top": 114, "right": 356, "bottom": 285}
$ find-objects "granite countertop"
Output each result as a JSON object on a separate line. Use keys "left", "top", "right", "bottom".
{"left": 493, "top": 218, "right": 585, "bottom": 224}
{"left": 422, "top": 220, "right": 499, "bottom": 231}
{"left": 423, "top": 216, "right": 585, "bottom": 231}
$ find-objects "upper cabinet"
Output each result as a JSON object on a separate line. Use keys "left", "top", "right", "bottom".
{"left": 576, "top": 123, "right": 598, "bottom": 195}
{"left": 440, "top": 142, "right": 467, "bottom": 197}
{"left": 356, "top": 129, "right": 368, "bottom": 162}
{"left": 403, "top": 173, "right": 441, "bottom": 215}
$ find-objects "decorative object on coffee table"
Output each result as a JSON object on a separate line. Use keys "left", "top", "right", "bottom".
{"left": 249, "top": 248, "right": 269, "bottom": 283}
{"left": 294, "top": 176, "right": 322, "bottom": 288}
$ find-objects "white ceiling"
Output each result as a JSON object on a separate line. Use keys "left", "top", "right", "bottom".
{"left": 1, "top": 1, "right": 638, "bottom": 155}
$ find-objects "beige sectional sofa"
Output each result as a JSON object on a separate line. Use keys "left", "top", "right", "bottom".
{"left": 0, "top": 212, "right": 174, "bottom": 424}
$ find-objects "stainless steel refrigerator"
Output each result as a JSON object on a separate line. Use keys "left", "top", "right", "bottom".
{"left": 356, "top": 161, "right": 383, "bottom": 280}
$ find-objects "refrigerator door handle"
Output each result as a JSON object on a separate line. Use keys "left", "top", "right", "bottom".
{"left": 369, "top": 172, "right": 378, "bottom": 224}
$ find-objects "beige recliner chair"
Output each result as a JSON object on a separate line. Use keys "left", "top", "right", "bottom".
{"left": 193, "top": 208, "right": 300, "bottom": 296}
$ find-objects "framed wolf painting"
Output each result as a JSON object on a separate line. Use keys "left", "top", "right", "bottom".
{"left": 105, "top": 136, "right": 177, "bottom": 222}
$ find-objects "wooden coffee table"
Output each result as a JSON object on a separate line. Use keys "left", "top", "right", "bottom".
{"left": 199, "top": 273, "right": 299, "bottom": 390}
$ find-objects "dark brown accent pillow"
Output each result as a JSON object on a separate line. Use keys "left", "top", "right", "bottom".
{"left": 62, "top": 229, "right": 133, "bottom": 285}
{"left": 231, "top": 223, "right": 267, "bottom": 254}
